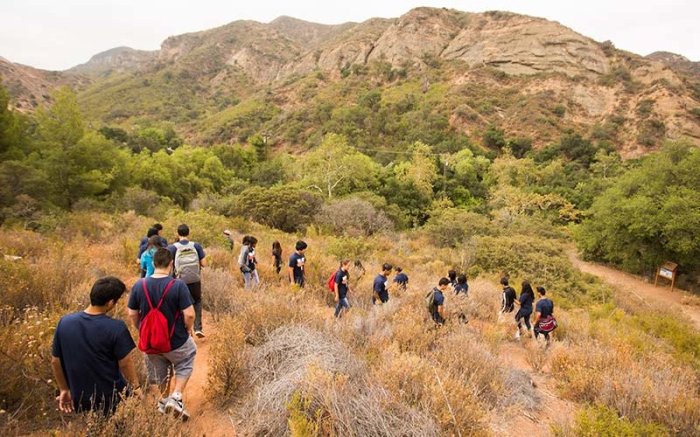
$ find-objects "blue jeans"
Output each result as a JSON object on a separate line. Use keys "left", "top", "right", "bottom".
{"left": 334, "top": 297, "right": 350, "bottom": 317}
{"left": 244, "top": 270, "right": 260, "bottom": 289}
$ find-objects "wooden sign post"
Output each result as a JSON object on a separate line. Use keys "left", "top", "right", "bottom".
{"left": 655, "top": 261, "right": 678, "bottom": 292}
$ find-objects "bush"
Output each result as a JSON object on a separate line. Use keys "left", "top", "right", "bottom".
{"left": 423, "top": 208, "right": 492, "bottom": 248}
{"left": 232, "top": 185, "right": 323, "bottom": 233}
{"left": 207, "top": 316, "right": 248, "bottom": 404}
{"left": 315, "top": 196, "right": 393, "bottom": 236}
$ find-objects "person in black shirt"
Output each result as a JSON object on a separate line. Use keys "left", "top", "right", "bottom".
{"left": 272, "top": 241, "right": 283, "bottom": 275}
{"left": 288, "top": 241, "right": 307, "bottom": 287}
{"left": 514, "top": 280, "right": 535, "bottom": 339}
{"left": 429, "top": 278, "right": 450, "bottom": 325}
{"left": 448, "top": 270, "right": 457, "bottom": 291}
{"left": 333, "top": 260, "right": 351, "bottom": 318}
{"left": 500, "top": 277, "right": 517, "bottom": 314}
{"left": 454, "top": 274, "right": 469, "bottom": 296}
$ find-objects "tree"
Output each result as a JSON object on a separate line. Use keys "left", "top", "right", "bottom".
{"left": 394, "top": 142, "right": 437, "bottom": 200}
{"left": 302, "top": 133, "right": 380, "bottom": 198}
{"left": 315, "top": 196, "right": 394, "bottom": 236}
{"left": 575, "top": 140, "right": 700, "bottom": 273}
{"left": 232, "top": 185, "right": 322, "bottom": 232}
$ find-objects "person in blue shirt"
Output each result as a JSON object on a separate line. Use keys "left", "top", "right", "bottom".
{"left": 140, "top": 235, "right": 161, "bottom": 277}
{"left": 333, "top": 259, "right": 351, "bottom": 318}
{"left": 533, "top": 286, "right": 556, "bottom": 345}
{"left": 393, "top": 266, "right": 409, "bottom": 290}
{"left": 51, "top": 277, "right": 139, "bottom": 415}
{"left": 454, "top": 273, "right": 469, "bottom": 296}
{"left": 430, "top": 277, "right": 450, "bottom": 325}
{"left": 372, "top": 263, "right": 393, "bottom": 305}
{"left": 288, "top": 241, "right": 307, "bottom": 287}
{"left": 514, "top": 281, "right": 535, "bottom": 339}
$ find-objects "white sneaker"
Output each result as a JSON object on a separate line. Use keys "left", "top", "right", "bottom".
{"left": 157, "top": 398, "right": 167, "bottom": 414}
{"left": 164, "top": 396, "right": 190, "bottom": 421}
{"left": 195, "top": 330, "right": 205, "bottom": 338}
{"left": 515, "top": 330, "right": 521, "bottom": 340}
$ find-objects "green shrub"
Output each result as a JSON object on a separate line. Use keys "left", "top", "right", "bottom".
{"left": 567, "top": 404, "right": 669, "bottom": 437}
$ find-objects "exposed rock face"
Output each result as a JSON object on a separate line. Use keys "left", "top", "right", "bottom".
{"left": 647, "top": 51, "right": 700, "bottom": 79}
{"left": 68, "top": 46, "right": 156, "bottom": 76}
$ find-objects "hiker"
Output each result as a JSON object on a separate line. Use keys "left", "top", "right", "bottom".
{"left": 448, "top": 270, "right": 458, "bottom": 291}
{"left": 454, "top": 273, "right": 469, "bottom": 296}
{"left": 333, "top": 259, "right": 352, "bottom": 318}
{"left": 500, "top": 277, "right": 517, "bottom": 315}
{"left": 393, "top": 266, "right": 409, "bottom": 290}
{"left": 272, "top": 241, "right": 283, "bottom": 275}
{"left": 137, "top": 227, "right": 159, "bottom": 277}
{"left": 372, "top": 263, "right": 393, "bottom": 305}
{"left": 128, "top": 248, "right": 197, "bottom": 420}
{"left": 223, "top": 230, "right": 234, "bottom": 251}
{"left": 427, "top": 278, "right": 450, "bottom": 326}
{"left": 51, "top": 277, "right": 139, "bottom": 415}
{"left": 168, "top": 224, "right": 206, "bottom": 338}
{"left": 514, "top": 280, "right": 535, "bottom": 339}
{"left": 288, "top": 240, "right": 307, "bottom": 287}
{"left": 239, "top": 235, "right": 259, "bottom": 289}
{"left": 140, "top": 235, "right": 161, "bottom": 278}
{"left": 533, "top": 286, "right": 557, "bottom": 345}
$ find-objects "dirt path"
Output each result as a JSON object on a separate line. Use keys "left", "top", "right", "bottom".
{"left": 568, "top": 250, "right": 700, "bottom": 330}
{"left": 490, "top": 330, "right": 577, "bottom": 436}
{"left": 183, "top": 313, "right": 236, "bottom": 436}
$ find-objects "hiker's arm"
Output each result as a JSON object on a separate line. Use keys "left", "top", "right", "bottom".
{"left": 182, "top": 305, "right": 195, "bottom": 333}
{"left": 334, "top": 282, "right": 339, "bottom": 302}
{"left": 127, "top": 308, "right": 140, "bottom": 329}
{"left": 51, "top": 356, "right": 73, "bottom": 413}
{"left": 118, "top": 350, "right": 140, "bottom": 390}
{"left": 533, "top": 311, "right": 541, "bottom": 325}
{"left": 288, "top": 266, "right": 294, "bottom": 283}
{"left": 200, "top": 257, "right": 207, "bottom": 268}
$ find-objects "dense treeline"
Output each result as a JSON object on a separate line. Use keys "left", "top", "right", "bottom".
{"left": 2, "top": 83, "right": 700, "bottom": 279}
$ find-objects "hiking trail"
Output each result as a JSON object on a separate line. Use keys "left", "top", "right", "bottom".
{"left": 568, "top": 250, "right": 700, "bottom": 331}
{"left": 184, "top": 312, "right": 236, "bottom": 436}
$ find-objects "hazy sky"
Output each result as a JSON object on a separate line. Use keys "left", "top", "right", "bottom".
{"left": 1, "top": 0, "right": 697, "bottom": 71}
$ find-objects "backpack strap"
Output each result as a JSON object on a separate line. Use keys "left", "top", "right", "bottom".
{"left": 155, "top": 279, "right": 177, "bottom": 310}
{"left": 141, "top": 279, "right": 155, "bottom": 311}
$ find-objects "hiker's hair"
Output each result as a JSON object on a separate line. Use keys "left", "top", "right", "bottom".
{"left": 153, "top": 223, "right": 163, "bottom": 232}
{"left": 500, "top": 277, "right": 509, "bottom": 286}
{"left": 522, "top": 280, "right": 534, "bottom": 296}
{"left": 90, "top": 276, "right": 126, "bottom": 306}
{"left": 395, "top": 266, "right": 403, "bottom": 273}
{"left": 272, "top": 241, "right": 282, "bottom": 255}
{"left": 448, "top": 270, "right": 457, "bottom": 281}
{"left": 382, "top": 263, "right": 393, "bottom": 272}
{"left": 177, "top": 224, "right": 190, "bottom": 237}
{"left": 147, "top": 235, "right": 161, "bottom": 249}
{"left": 457, "top": 274, "right": 467, "bottom": 284}
{"left": 153, "top": 247, "right": 172, "bottom": 268}
{"left": 242, "top": 235, "right": 250, "bottom": 245}
{"left": 248, "top": 236, "right": 258, "bottom": 247}
{"left": 438, "top": 277, "right": 451, "bottom": 287}
{"left": 536, "top": 286, "right": 546, "bottom": 295}
{"left": 146, "top": 227, "right": 158, "bottom": 238}
{"left": 295, "top": 240, "right": 307, "bottom": 251}
{"left": 341, "top": 259, "right": 351, "bottom": 267}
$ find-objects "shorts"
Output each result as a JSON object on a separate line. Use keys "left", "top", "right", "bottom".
{"left": 146, "top": 336, "right": 197, "bottom": 385}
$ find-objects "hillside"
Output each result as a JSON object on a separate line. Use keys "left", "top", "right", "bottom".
{"left": 2, "top": 7, "right": 700, "bottom": 156}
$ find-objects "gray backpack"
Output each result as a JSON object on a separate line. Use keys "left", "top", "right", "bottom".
{"left": 173, "top": 241, "right": 201, "bottom": 284}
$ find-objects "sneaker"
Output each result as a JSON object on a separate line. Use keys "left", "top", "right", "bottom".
{"left": 515, "top": 330, "right": 521, "bottom": 340}
{"left": 164, "top": 396, "right": 190, "bottom": 421}
{"left": 194, "top": 330, "right": 205, "bottom": 338}
{"left": 157, "top": 398, "right": 168, "bottom": 414}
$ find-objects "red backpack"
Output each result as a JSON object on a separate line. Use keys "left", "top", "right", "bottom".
{"left": 138, "top": 278, "right": 178, "bottom": 354}
{"left": 327, "top": 272, "right": 336, "bottom": 293}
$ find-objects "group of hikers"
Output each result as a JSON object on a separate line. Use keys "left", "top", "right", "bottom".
{"left": 50, "top": 222, "right": 557, "bottom": 420}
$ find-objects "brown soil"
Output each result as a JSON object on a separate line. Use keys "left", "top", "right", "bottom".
{"left": 183, "top": 313, "right": 236, "bottom": 436}
{"left": 568, "top": 250, "right": 700, "bottom": 331}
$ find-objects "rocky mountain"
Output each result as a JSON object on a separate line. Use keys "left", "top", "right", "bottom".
{"left": 647, "top": 51, "right": 700, "bottom": 79}
{"left": 1, "top": 7, "right": 699, "bottom": 156}
{"left": 68, "top": 46, "right": 156, "bottom": 76}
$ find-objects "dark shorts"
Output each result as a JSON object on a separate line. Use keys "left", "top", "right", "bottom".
{"left": 185, "top": 281, "right": 201, "bottom": 304}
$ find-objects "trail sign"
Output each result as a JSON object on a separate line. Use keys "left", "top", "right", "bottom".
{"left": 655, "top": 261, "right": 678, "bottom": 291}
